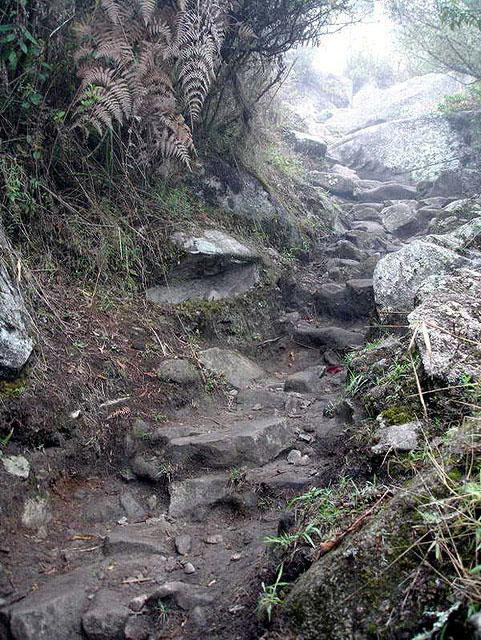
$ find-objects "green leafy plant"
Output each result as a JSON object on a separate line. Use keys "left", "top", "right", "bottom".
{"left": 257, "top": 564, "right": 289, "bottom": 622}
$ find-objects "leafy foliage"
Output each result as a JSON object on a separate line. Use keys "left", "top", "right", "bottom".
{"left": 73, "top": 0, "right": 227, "bottom": 169}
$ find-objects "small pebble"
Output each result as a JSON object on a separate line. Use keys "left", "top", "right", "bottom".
{"left": 204, "top": 534, "right": 223, "bottom": 545}
{"left": 230, "top": 553, "right": 242, "bottom": 562}
{"left": 184, "top": 562, "right": 196, "bottom": 574}
{"left": 130, "top": 594, "right": 148, "bottom": 612}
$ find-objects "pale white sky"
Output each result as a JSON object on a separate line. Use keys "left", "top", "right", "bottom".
{"left": 313, "top": 1, "right": 401, "bottom": 75}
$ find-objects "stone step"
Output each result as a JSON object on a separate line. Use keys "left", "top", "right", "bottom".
{"left": 164, "top": 416, "right": 296, "bottom": 471}
{"left": 293, "top": 322, "right": 365, "bottom": 351}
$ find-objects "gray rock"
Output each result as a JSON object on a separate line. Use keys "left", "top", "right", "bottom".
{"left": 0, "top": 563, "right": 12, "bottom": 597}
{"left": 468, "top": 612, "right": 481, "bottom": 639}
{"left": 310, "top": 171, "right": 358, "bottom": 197}
{"left": 183, "top": 563, "right": 195, "bottom": 575}
{"left": 0, "top": 262, "right": 34, "bottom": 379}
{"left": 104, "top": 520, "right": 173, "bottom": 556}
{"left": 21, "top": 497, "right": 51, "bottom": 531}
{"left": 175, "top": 535, "right": 192, "bottom": 556}
{"left": 381, "top": 203, "right": 421, "bottom": 237}
{"left": 284, "top": 366, "right": 326, "bottom": 395}
{"left": 165, "top": 416, "right": 294, "bottom": 471}
{"left": 169, "top": 475, "right": 230, "bottom": 518}
{"left": 148, "top": 581, "right": 214, "bottom": 611}
{"left": 236, "top": 389, "right": 285, "bottom": 410}
{"left": 146, "top": 229, "right": 261, "bottom": 304}
{"left": 346, "top": 279, "right": 374, "bottom": 317}
{"left": 408, "top": 269, "right": 481, "bottom": 383}
{"left": 324, "top": 240, "right": 364, "bottom": 261}
{"left": 146, "top": 263, "right": 260, "bottom": 304}
{"left": 290, "top": 130, "right": 327, "bottom": 159}
{"left": 119, "top": 492, "right": 147, "bottom": 523}
{"left": 371, "top": 422, "right": 421, "bottom": 454}
{"left": 294, "top": 323, "right": 365, "bottom": 351}
{"left": 357, "top": 183, "right": 418, "bottom": 203}
{"left": 7, "top": 569, "right": 90, "bottom": 640}
{"left": 157, "top": 359, "right": 201, "bottom": 385}
{"left": 331, "top": 114, "right": 464, "bottom": 183}
{"left": 198, "top": 347, "right": 264, "bottom": 389}
{"left": 82, "top": 590, "right": 129, "bottom": 640}
{"left": 204, "top": 534, "right": 223, "bottom": 545}
{"left": 2, "top": 455, "right": 30, "bottom": 479}
{"left": 287, "top": 450, "right": 310, "bottom": 466}
{"left": 373, "top": 240, "right": 466, "bottom": 315}
{"left": 327, "top": 73, "right": 464, "bottom": 136}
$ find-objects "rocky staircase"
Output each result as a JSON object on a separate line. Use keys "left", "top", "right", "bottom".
{"left": 2, "top": 130, "right": 480, "bottom": 640}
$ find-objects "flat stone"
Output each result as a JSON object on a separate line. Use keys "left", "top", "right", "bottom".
{"left": 2, "top": 455, "right": 30, "bottom": 479}
{"left": 148, "top": 581, "right": 214, "bottom": 611}
{"left": 175, "top": 535, "right": 192, "bottom": 556}
{"left": 7, "top": 569, "right": 91, "bottom": 640}
{"left": 294, "top": 323, "right": 365, "bottom": 351}
{"left": 284, "top": 366, "right": 326, "bottom": 395}
{"left": 357, "top": 183, "right": 418, "bottom": 203}
{"left": 104, "top": 520, "right": 173, "bottom": 556}
{"left": 199, "top": 347, "right": 264, "bottom": 389}
{"left": 156, "top": 359, "right": 201, "bottom": 385}
{"left": 169, "top": 475, "right": 231, "bottom": 518}
{"left": 82, "top": 589, "right": 129, "bottom": 640}
{"left": 371, "top": 422, "right": 421, "bottom": 454}
{"left": 165, "top": 416, "right": 295, "bottom": 471}
{"left": 204, "top": 535, "right": 223, "bottom": 545}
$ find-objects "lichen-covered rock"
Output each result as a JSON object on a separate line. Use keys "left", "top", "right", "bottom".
{"left": 371, "top": 421, "right": 420, "bottom": 454}
{"left": 373, "top": 240, "right": 465, "bottom": 315}
{"left": 381, "top": 202, "right": 421, "bottom": 237}
{"left": 408, "top": 269, "right": 481, "bottom": 384}
{"left": 327, "top": 73, "right": 464, "bottom": 136}
{"left": 0, "top": 262, "right": 34, "bottom": 379}
{"left": 331, "top": 114, "right": 464, "bottom": 183}
{"left": 373, "top": 218, "right": 481, "bottom": 315}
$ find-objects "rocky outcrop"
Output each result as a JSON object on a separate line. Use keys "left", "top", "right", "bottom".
{"left": 408, "top": 269, "right": 481, "bottom": 384}
{"left": 330, "top": 113, "right": 464, "bottom": 182}
{"left": 0, "top": 262, "right": 34, "bottom": 379}
{"left": 146, "top": 230, "right": 261, "bottom": 304}
{"left": 327, "top": 73, "right": 464, "bottom": 135}
{"left": 373, "top": 218, "right": 481, "bottom": 315}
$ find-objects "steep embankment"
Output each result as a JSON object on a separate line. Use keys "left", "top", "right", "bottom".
{"left": 0, "top": 73, "right": 480, "bottom": 640}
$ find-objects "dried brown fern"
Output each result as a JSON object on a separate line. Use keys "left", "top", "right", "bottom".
{"left": 74, "top": 0, "right": 228, "bottom": 171}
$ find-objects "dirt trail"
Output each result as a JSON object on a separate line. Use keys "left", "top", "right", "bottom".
{"left": 0, "top": 157, "right": 448, "bottom": 640}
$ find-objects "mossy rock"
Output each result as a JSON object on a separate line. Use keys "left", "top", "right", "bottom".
{"left": 285, "top": 472, "right": 450, "bottom": 639}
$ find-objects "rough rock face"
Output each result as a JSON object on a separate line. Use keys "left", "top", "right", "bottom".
{"left": 330, "top": 114, "right": 464, "bottom": 182}
{"left": 146, "top": 230, "right": 261, "bottom": 304}
{"left": 200, "top": 159, "right": 302, "bottom": 246}
{"left": 327, "top": 73, "right": 464, "bottom": 135}
{"left": 285, "top": 469, "right": 451, "bottom": 640}
{"left": 0, "top": 262, "right": 34, "bottom": 379}
{"left": 408, "top": 269, "right": 481, "bottom": 383}
{"left": 373, "top": 218, "right": 481, "bottom": 315}
{"left": 289, "top": 130, "right": 327, "bottom": 159}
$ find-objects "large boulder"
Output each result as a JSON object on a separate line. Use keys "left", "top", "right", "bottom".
{"left": 146, "top": 230, "right": 261, "bottom": 304}
{"left": 327, "top": 73, "right": 464, "bottom": 135}
{"left": 0, "top": 262, "right": 34, "bottom": 379}
{"left": 330, "top": 114, "right": 464, "bottom": 182}
{"left": 198, "top": 347, "right": 264, "bottom": 389}
{"left": 373, "top": 218, "right": 481, "bottom": 315}
{"left": 408, "top": 269, "right": 481, "bottom": 384}
{"left": 289, "top": 130, "right": 327, "bottom": 159}
{"left": 199, "top": 159, "right": 302, "bottom": 247}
